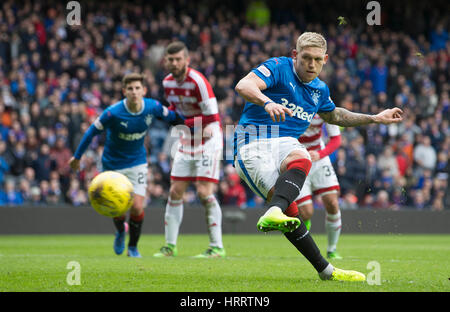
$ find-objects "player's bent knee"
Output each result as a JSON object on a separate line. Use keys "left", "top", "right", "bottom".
{"left": 195, "top": 182, "right": 214, "bottom": 199}
{"left": 130, "top": 195, "right": 145, "bottom": 216}
{"left": 299, "top": 204, "right": 314, "bottom": 220}
{"left": 322, "top": 193, "right": 340, "bottom": 214}
{"left": 281, "top": 150, "right": 311, "bottom": 173}
{"left": 169, "top": 183, "right": 186, "bottom": 200}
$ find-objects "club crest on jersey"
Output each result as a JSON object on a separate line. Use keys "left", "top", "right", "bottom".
{"left": 145, "top": 114, "right": 153, "bottom": 126}
{"left": 310, "top": 90, "right": 321, "bottom": 105}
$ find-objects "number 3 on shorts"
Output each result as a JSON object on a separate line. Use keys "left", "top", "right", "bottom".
{"left": 323, "top": 165, "right": 332, "bottom": 177}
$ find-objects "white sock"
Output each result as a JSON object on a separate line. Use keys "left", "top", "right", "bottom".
{"left": 265, "top": 206, "right": 281, "bottom": 215}
{"left": 318, "top": 263, "right": 335, "bottom": 280}
{"left": 164, "top": 197, "right": 184, "bottom": 246}
{"left": 325, "top": 211, "right": 342, "bottom": 253}
{"left": 200, "top": 195, "right": 223, "bottom": 249}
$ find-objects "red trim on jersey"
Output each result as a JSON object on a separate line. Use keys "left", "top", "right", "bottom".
{"left": 163, "top": 67, "right": 216, "bottom": 118}
{"left": 170, "top": 176, "right": 219, "bottom": 183}
{"left": 190, "top": 68, "right": 215, "bottom": 99}
{"left": 318, "top": 135, "right": 341, "bottom": 159}
{"left": 295, "top": 195, "right": 313, "bottom": 205}
{"left": 313, "top": 185, "right": 340, "bottom": 196}
{"left": 298, "top": 132, "right": 322, "bottom": 143}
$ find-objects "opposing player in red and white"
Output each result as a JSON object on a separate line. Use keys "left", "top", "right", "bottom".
{"left": 295, "top": 115, "right": 343, "bottom": 260}
{"left": 154, "top": 41, "right": 225, "bottom": 258}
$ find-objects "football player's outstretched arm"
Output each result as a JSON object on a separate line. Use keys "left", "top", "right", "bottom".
{"left": 319, "top": 107, "right": 403, "bottom": 127}
{"left": 235, "top": 72, "right": 293, "bottom": 122}
{"left": 154, "top": 101, "right": 184, "bottom": 126}
{"left": 69, "top": 121, "right": 103, "bottom": 171}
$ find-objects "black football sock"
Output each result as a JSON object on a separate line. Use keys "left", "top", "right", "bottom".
{"left": 268, "top": 169, "right": 305, "bottom": 212}
{"left": 113, "top": 216, "right": 126, "bottom": 233}
{"left": 284, "top": 215, "right": 330, "bottom": 273}
{"left": 268, "top": 158, "right": 311, "bottom": 213}
{"left": 128, "top": 212, "right": 144, "bottom": 247}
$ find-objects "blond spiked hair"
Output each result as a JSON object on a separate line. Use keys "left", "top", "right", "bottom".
{"left": 296, "top": 32, "right": 327, "bottom": 52}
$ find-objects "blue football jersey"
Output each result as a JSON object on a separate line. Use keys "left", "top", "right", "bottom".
{"left": 74, "top": 98, "right": 177, "bottom": 170}
{"left": 234, "top": 56, "right": 336, "bottom": 155}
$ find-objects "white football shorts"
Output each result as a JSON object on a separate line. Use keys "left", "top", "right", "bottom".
{"left": 234, "top": 137, "right": 310, "bottom": 201}
{"left": 114, "top": 163, "right": 148, "bottom": 197}
{"left": 171, "top": 123, "right": 223, "bottom": 183}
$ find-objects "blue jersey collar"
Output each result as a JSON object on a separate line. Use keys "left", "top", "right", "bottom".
{"left": 123, "top": 99, "right": 145, "bottom": 115}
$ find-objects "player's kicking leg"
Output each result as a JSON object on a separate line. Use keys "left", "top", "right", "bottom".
{"left": 153, "top": 180, "right": 189, "bottom": 257}
{"left": 113, "top": 214, "right": 128, "bottom": 255}
{"left": 113, "top": 164, "right": 147, "bottom": 258}
{"left": 193, "top": 181, "right": 226, "bottom": 258}
{"left": 322, "top": 192, "right": 343, "bottom": 260}
{"left": 284, "top": 201, "right": 364, "bottom": 282}
{"left": 257, "top": 149, "right": 312, "bottom": 233}
{"left": 127, "top": 194, "right": 145, "bottom": 258}
{"left": 236, "top": 138, "right": 364, "bottom": 281}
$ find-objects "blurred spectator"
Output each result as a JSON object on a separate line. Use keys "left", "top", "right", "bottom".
{"left": 18, "top": 178, "right": 32, "bottom": 203}
{"left": 66, "top": 178, "right": 87, "bottom": 206}
{"left": 29, "top": 186, "right": 44, "bottom": 205}
{"left": 430, "top": 23, "right": 449, "bottom": 51}
{"left": 372, "top": 190, "right": 395, "bottom": 210}
{"left": 148, "top": 183, "right": 166, "bottom": 206}
{"left": 378, "top": 146, "right": 399, "bottom": 178}
{"left": 221, "top": 173, "right": 247, "bottom": 208}
{"left": 0, "top": 180, "right": 24, "bottom": 205}
{"left": 339, "top": 190, "right": 359, "bottom": 210}
{"left": 47, "top": 178, "right": 63, "bottom": 204}
{"left": 363, "top": 153, "right": 382, "bottom": 195}
{"left": 413, "top": 136, "right": 437, "bottom": 171}
{"left": 0, "top": 140, "right": 10, "bottom": 185}
{"left": 31, "top": 144, "right": 56, "bottom": 182}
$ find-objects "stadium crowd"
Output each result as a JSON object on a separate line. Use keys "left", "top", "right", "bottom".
{"left": 0, "top": 0, "right": 448, "bottom": 210}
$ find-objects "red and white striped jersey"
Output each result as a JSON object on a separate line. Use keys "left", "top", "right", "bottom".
{"left": 163, "top": 67, "right": 218, "bottom": 119}
{"left": 298, "top": 115, "right": 341, "bottom": 151}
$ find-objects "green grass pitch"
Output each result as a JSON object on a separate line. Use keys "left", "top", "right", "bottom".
{"left": 0, "top": 234, "right": 449, "bottom": 292}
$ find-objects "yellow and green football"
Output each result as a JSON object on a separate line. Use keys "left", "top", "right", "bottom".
{"left": 88, "top": 171, "right": 134, "bottom": 217}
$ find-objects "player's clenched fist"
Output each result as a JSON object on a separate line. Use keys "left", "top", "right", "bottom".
{"left": 373, "top": 107, "right": 403, "bottom": 124}
{"left": 264, "top": 102, "right": 294, "bottom": 122}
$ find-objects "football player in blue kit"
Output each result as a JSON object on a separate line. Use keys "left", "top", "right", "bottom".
{"left": 234, "top": 32, "right": 403, "bottom": 281}
{"left": 69, "top": 73, "right": 183, "bottom": 258}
